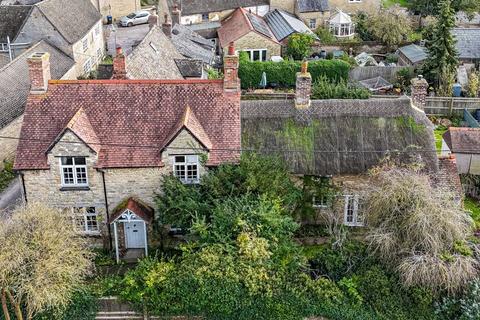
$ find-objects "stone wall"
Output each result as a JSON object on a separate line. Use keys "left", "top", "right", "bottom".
{"left": 72, "top": 20, "right": 105, "bottom": 77}
{"left": 270, "top": 0, "right": 295, "bottom": 12}
{"left": 0, "top": 115, "right": 23, "bottom": 169}
{"left": 22, "top": 128, "right": 209, "bottom": 247}
{"left": 328, "top": 0, "right": 380, "bottom": 13}
{"left": 297, "top": 11, "right": 329, "bottom": 29}
{"left": 224, "top": 31, "right": 281, "bottom": 61}
{"left": 92, "top": 0, "right": 141, "bottom": 20}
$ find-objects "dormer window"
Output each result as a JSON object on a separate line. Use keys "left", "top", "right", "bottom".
{"left": 60, "top": 156, "right": 88, "bottom": 187}
{"left": 173, "top": 155, "right": 199, "bottom": 184}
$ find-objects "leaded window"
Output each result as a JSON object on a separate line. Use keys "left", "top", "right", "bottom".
{"left": 66, "top": 207, "right": 99, "bottom": 233}
{"left": 60, "top": 157, "right": 88, "bottom": 187}
{"left": 173, "top": 155, "right": 200, "bottom": 184}
{"left": 344, "top": 195, "right": 363, "bottom": 227}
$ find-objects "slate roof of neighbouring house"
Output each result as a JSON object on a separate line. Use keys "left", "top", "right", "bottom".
{"left": 218, "top": 7, "right": 279, "bottom": 48}
{"left": 0, "top": 5, "right": 32, "bottom": 42}
{"left": 171, "top": 0, "right": 269, "bottom": 16}
{"left": 296, "top": 0, "right": 329, "bottom": 13}
{"left": 171, "top": 24, "right": 217, "bottom": 64}
{"left": 0, "top": 40, "right": 74, "bottom": 129}
{"left": 443, "top": 127, "right": 480, "bottom": 154}
{"left": 14, "top": 79, "right": 241, "bottom": 170}
{"left": 397, "top": 44, "right": 428, "bottom": 64}
{"left": 452, "top": 28, "right": 480, "bottom": 60}
{"left": 241, "top": 97, "right": 437, "bottom": 175}
{"left": 126, "top": 26, "right": 184, "bottom": 80}
{"left": 174, "top": 58, "right": 204, "bottom": 77}
{"left": 35, "top": 0, "right": 101, "bottom": 44}
{"left": 264, "top": 9, "right": 318, "bottom": 42}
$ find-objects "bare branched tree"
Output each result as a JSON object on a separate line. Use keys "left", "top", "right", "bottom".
{"left": 0, "top": 203, "right": 94, "bottom": 320}
{"left": 366, "top": 168, "right": 478, "bottom": 294}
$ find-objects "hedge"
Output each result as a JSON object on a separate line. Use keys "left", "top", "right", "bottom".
{"left": 238, "top": 58, "right": 350, "bottom": 89}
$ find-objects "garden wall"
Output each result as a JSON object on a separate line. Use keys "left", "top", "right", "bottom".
{"left": 349, "top": 66, "right": 413, "bottom": 82}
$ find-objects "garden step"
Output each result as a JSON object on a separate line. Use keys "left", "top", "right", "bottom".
{"left": 95, "top": 311, "right": 144, "bottom": 320}
{"left": 98, "top": 296, "right": 135, "bottom": 312}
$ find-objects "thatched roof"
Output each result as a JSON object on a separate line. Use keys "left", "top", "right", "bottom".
{"left": 241, "top": 97, "right": 438, "bottom": 175}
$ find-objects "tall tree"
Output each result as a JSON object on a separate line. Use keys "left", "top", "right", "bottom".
{"left": 367, "top": 8, "right": 412, "bottom": 49}
{"left": 410, "top": 0, "right": 480, "bottom": 17}
{"left": 0, "top": 203, "right": 93, "bottom": 320}
{"left": 422, "top": 0, "right": 458, "bottom": 91}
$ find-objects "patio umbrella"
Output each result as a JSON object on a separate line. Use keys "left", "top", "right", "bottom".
{"left": 259, "top": 72, "right": 267, "bottom": 89}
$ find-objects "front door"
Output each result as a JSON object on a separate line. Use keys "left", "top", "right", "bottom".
{"left": 124, "top": 221, "right": 145, "bottom": 248}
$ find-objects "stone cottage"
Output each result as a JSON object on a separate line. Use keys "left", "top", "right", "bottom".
{"left": 241, "top": 64, "right": 453, "bottom": 227}
{"left": 14, "top": 45, "right": 241, "bottom": 262}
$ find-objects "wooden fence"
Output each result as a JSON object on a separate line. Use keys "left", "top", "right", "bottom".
{"left": 423, "top": 97, "right": 480, "bottom": 117}
{"left": 349, "top": 66, "right": 413, "bottom": 82}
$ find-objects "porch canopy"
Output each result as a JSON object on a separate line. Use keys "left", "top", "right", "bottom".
{"left": 109, "top": 197, "right": 154, "bottom": 263}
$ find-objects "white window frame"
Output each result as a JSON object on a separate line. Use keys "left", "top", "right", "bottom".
{"left": 242, "top": 49, "right": 268, "bottom": 62}
{"left": 173, "top": 155, "right": 200, "bottom": 184}
{"left": 201, "top": 13, "right": 209, "bottom": 22}
{"left": 82, "top": 37, "right": 88, "bottom": 52}
{"left": 343, "top": 195, "right": 364, "bottom": 227}
{"left": 66, "top": 207, "right": 100, "bottom": 234}
{"left": 96, "top": 48, "right": 103, "bottom": 62}
{"left": 60, "top": 156, "right": 89, "bottom": 187}
{"left": 313, "top": 195, "right": 330, "bottom": 208}
{"left": 83, "top": 58, "right": 92, "bottom": 74}
{"left": 309, "top": 18, "right": 317, "bottom": 29}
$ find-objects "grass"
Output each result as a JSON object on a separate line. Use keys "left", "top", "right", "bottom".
{"left": 464, "top": 197, "right": 480, "bottom": 229}
{"left": 434, "top": 128, "right": 447, "bottom": 154}
{"left": 382, "top": 0, "right": 409, "bottom": 8}
{"left": 0, "top": 160, "right": 15, "bottom": 193}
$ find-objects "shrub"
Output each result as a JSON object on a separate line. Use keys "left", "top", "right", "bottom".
{"left": 35, "top": 287, "right": 98, "bottom": 320}
{"left": 436, "top": 279, "right": 480, "bottom": 320}
{"left": 0, "top": 160, "right": 15, "bottom": 193}
{"left": 311, "top": 76, "right": 370, "bottom": 100}
{"left": 285, "top": 33, "right": 315, "bottom": 60}
{"left": 238, "top": 58, "right": 350, "bottom": 89}
{"left": 315, "top": 26, "right": 336, "bottom": 44}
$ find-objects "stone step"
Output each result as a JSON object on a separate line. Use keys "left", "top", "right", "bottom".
{"left": 98, "top": 297, "right": 135, "bottom": 312}
{"left": 95, "top": 311, "right": 144, "bottom": 320}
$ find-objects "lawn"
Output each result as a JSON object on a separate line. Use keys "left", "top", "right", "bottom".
{"left": 464, "top": 196, "right": 480, "bottom": 229}
{"left": 382, "top": 0, "right": 409, "bottom": 8}
{"left": 434, "top": 128, "right": 447, "bottom": 154}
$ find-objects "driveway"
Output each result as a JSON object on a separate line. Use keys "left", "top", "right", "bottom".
{"left": 0, "top": 178, "right": 23, "bottom": 214}
{"left": 105, "top": 23, "right": 150, "bottom": 56}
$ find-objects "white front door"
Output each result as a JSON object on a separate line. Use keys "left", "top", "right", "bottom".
{"left": 124, "top": 221, "right": 145, "bottom": 248}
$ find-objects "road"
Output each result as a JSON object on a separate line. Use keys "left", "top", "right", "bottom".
{"left": 0, "top": 178, "right": 23, "bottom": 214}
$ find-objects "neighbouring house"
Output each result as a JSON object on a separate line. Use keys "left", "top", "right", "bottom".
{"left": 14, "top": 45, "right": 241, "bottom": 261}
{"left": 452, "top": 28, "right": 480, "bottom": 65}
{"left": 442, "top": 128, "right": 480, "bottom": 175}
{"left": 264, "top": 9, "right": 318, "bottom": 44}
{"left": 0, "top": 5, "right": 32, "bottom": 66}
{"left": 241, "top": 64, "right": 446, "bottom": 226}
{"left": 0, "top": 41, "right": 76, "bottom": 166}
{"left": 293, "top": 0, "right": 329, "bottom": 29}
{"left": 270, "top": 0, "right": 380, "bottom": 18}
{"left": 328, "top": 9, "right": 354, "bottom": 39}
{"left": 3, "top": 0, "right": 104, "bottom": 77}
{"left": 397, "top": 44, "right": 428, "bottom": 67}
{"left": 218, "top": 7, "right": 281, "bottom": 61}
{"left": 167, "top": 0, "right": 270, "bottom": 25}
{"left": 89, "top": 0, "right": 141, "bottom": 21}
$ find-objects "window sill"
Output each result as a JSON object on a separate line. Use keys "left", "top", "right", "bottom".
{"left": 79, "top": 232, "right": 101, "bottom": 237}
{"left": 59, "top": 186, "right": 90, "bottom": 191}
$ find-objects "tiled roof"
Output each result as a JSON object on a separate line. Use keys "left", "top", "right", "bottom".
{"left": 0, "top": 40, "right": 74, "bottom": 129}
{"left": 15, "top": 79, "right": 241, "bottom": 170}
{"left": 127, "top": 26, "right": 184, "bottom": 80}
{"left": 171, "top": 24, "right": 216, "bottom": 64}
{"left": 397, "top": 44, "right": 428, "bottom": 64}
{"left": 435, "top": 155, "right": 463, "bottom": 204}
{"left": 218, "top": 8, "right": 278, "bottom": 48}
{"left": 452, "top": 28, "right": 480, "bottom": 60}
{"left": 296, "top": 0, "right": 329, "bottom": 13}
{"left": 241, "top": 97, "right": 438, "bottom": 175}
{"left": 264, "top": 9, "right": 317, "bottom": 42}
{"left": 174, "top": 58, "right": 204, "bottom": 77}
{"left": 0, "top": 5, "right": 32, "bottom": 42}
{"left": 109, "top": 197, "right": 154, "bottom": 224}
{"left": 36, "top": 0, "right": 101, "bottom": 44}
{"left": 443, "top": 127, "right": 480, "bottom": 154}
{"left": 172, "top": 0, "right": 269, "bottom": 16}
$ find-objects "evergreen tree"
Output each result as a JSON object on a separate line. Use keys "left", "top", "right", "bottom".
{"left": 422, "top": 0, "right": 458, "bottom": 91}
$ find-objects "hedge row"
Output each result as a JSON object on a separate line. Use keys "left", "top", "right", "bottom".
{"left": 238, "top": 58, "right": 350, "bottom": 89}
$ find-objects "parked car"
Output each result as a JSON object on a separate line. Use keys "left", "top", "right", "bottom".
{"left": 120, "top": 11, "right": 151, "bottom": 27}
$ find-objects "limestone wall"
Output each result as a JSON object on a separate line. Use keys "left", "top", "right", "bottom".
{"left": 224, "top": 31, "right": 281, "bottom": 61}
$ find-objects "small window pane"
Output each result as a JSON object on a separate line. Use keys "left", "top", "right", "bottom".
{"left": 63, "top": 167, "right": 74, "bottom": 184}
{"left": 75, "top": 157, "right": 86, "bottom": 165}
{"left": 86, "top": 215, "right": 98, "bottom": 231}
{"left": 186, "top": 155, "right": 197, "bottom": 163}
{"left": 62, "top": 157, "right": 73, "bottom": 165}
{"left": 175, "top": 156, "right": 185, "bottom": 163}
{"left": 261, "top": 50, "right": 267, "bottom": 61}
{"left": 252, "top": 50, "right": 260, "bottom": 61}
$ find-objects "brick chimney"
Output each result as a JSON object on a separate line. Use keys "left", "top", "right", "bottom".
{"left": 162, "top": 13, "right": 172, "bottom": 38}
{"left": 411, "top": 75, "right": 428, "bottom": 109}
{"left": 172, "top": 3, "right": 181, "bottom": 25}
{"left": 223, "top": 42, "right": 240, "bottom": 92}
{"left": 112, "top": 47, "right": 127, "bottom": 79}
{"left": 148, "top": 9, "right": 159, "bottom": 29}
{"left": 27, "top": 52, "right": 51, "bottom": 94}
{"left": 295, "top": 61, "right": 312, "bottom": 109}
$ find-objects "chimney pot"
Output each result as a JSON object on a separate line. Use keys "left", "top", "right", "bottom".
{"left": 27, "top": 52, "right": 51, "bottom": 94}
{"left": 172, "top": 3, "right": 181, "bottom": 25}
{"left": 112, "top": 47, "right": 127, "bottom": 79}
{"left": 224, "top": 43, "right": 240, "bottom": 92}
{"left": 162, "top": 13, "right": 172, "bottom": 38}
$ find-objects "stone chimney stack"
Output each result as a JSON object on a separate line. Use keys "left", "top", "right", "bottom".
{"left": 27, "top": 52, "right": 51, "bottom": 94}
{"left": 411, "top": 75, "right": 429, "bottom": 109}
{"left": 295, "top": 61, "right": 312, "bottom": 109}
{"left": 162, "top": 13, "right": 172, "bottom": 38}
{"left": 172, "top": 4, "right": 181, "bottom": 25}
{"left": 148, "top": 9, "right": 159, "bottom": 29}
{"left": 223, "top": 42, "right": 240, "bottom": 92}
{"left": 112, "top": 47, "right": 127, "bottom": 79}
